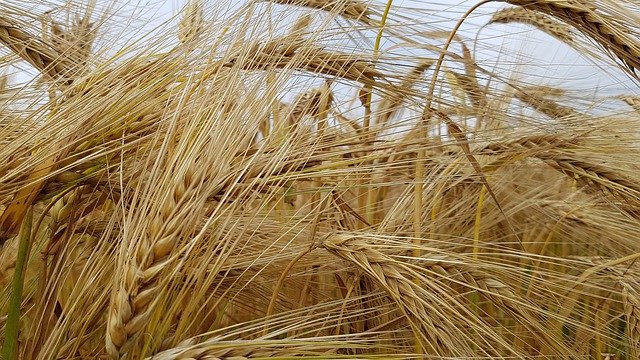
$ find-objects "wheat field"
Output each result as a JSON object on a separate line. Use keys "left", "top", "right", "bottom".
{"left": 1, "top": 0, "right": 640, "bottom": 359}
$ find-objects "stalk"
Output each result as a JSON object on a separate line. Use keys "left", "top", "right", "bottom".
{"left": 1, "top": 207, "right": 33, "bottom": 360}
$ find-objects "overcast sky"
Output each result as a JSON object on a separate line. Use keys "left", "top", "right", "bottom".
{"left": 4, "top": 0, "right": 637, "bottom": 102}
{"left": 112, "top": 0, "right": 637, "bottom": 97}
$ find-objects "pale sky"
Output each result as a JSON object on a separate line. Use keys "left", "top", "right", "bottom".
{"left": 115, "top": 0, "right": 638, "bottom": 96}
{"left": 3, "top": 0, "right": 638, "bottom": 103}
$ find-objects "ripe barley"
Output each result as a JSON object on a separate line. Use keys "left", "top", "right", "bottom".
{"left": 504, "top": 0, "right": 640, "bottom": 77}
{"left": 489, "top": 7, "right": 574, "bottom": 44}
{"left": 106, "top": 166, "right": 205, "bottom": 357}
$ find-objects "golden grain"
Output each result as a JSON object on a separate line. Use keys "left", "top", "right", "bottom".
{"left": 489, "top": 7, "right": 574, "bottom": 43}
{"left": 504, "top": 0, "right": 640, "bottom": 77}
{"left": 1, "top": 0, "right": 639, "bottom": 358}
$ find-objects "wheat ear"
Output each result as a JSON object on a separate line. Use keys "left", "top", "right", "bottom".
{"left": 477, "top": 134, "right": 578, "bottom": 155}
{"left": 323, "top": 233, "right": 463, "bottom": 355}
{"left": 619, "top": 96, "right": 640, "bottom": 113}
{"left": 376, "top": 60, "right": 433, "bottom": 127}
{"left": 475, "top": 133, "right": 640, "bottom": 203}
{"left": 515, "top": 87, "right": 580, "bottom": 120}
{"left": 41, "top": 11, "right": 96, "bottom": 77}
{"left": 178, "top": 0, "right": 204, "bottom": 45}
{"left": 235, "top": 40, "right": 383, "bottom": 87}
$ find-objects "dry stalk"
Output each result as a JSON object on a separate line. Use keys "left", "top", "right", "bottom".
{"left": 489, "top": 7, "right": 574, "bottom": 44}
{"left": 504, "top": 0, "right": 640, "bottom": 76}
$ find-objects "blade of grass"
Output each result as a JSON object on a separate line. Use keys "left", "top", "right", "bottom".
{"left": 1, "top": 206, "right": 33, "bottom": 360}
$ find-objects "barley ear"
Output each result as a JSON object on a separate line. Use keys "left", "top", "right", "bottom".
{"left": 178, "top": 0, "right": 204, "bottom": 45}
{"left": 0, "top": 15, "right": 73, "bottom": 84}
{"left": 622, "top": 282, "right": 640, "bottom": 359}
{"left": 504, "top": 0, "right": 640, "bottom": 78}
{"left": 488, "top": 7, "right": 574, "bottom": 44}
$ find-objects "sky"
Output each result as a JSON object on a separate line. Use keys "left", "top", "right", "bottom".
{"left": 112, "top": 0, "right": 638, "bottom": 96}
{"left": 2, "top": 0, "right": 638, "bottom": 103}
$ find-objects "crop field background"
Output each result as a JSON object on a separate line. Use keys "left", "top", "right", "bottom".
{"left": 1, "top": 0, "right": 639, "bottom": 359}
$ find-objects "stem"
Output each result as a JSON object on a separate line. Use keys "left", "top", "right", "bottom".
{"left": 473, "top": 184, "right": 487, "bottom": 258}
{"left": 375, "top": 0, "right": 395, "bottom": 56}
{"left": 413, "top": 5, "right": 493, "bottom": 353}
{"left": 2, "top": 207, "right": 33, "bottom": 360}
{"left": 416, "top": 0, "right": 493, "bottom": 243}
{"left": 264, "top": 248, "right": 311, "bottom": 326}
{"left": 361, "top": 0, "right": 395, "bottom": 227}
{"left": 423, "top": 0, "right": 494, "bottom": 112}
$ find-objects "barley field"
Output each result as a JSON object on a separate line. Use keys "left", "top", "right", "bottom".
{"left": 1, "top": 0, "right": 640, "bottom": 359}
